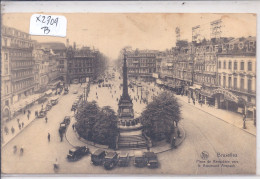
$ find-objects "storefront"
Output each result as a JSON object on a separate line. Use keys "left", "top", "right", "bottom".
{"left": 212, "top": 88, "right": 245, "bottom": 113}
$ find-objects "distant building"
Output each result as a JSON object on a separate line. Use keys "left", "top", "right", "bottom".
{"left": 66, "top": 46, "right": 100, "bottom": 83}
{"left": 38, "top": 42, "right": 67, "bottom": 88}
{"left": 127, "top": 49, "right": 157, "bottom": 82}
{"left": 1, "top": 25, "right": 35, "bottom": 121}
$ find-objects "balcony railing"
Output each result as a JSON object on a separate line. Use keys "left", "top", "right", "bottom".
{"left": 224, "top": 86, "right": 256, "bottom": 95}
{"left": 11, "top": 65, "right": 34, "bottom": 70}
{"left": 12, "top": 74, "right": 34, "bottom": 82}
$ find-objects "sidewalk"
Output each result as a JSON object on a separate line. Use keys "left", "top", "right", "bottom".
{"left": 65, "top": 116, "right": 186, "bottom": 157}
{"left": 140, "top": 82, "right": 256, "bottom": 136}
{"left": 175, "top": 94, "right": 256, "bottom": 136}
{"left": 1, "top": 94, "right": 59, "bottom": 147}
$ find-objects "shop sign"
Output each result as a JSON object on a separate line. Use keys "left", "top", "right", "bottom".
{"left": 181, "top": 40, "right": 256, "bottom": 55}
{"left": 213, "top": 88, "right": 238, "bottom": 103}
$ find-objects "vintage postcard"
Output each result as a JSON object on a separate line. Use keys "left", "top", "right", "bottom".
{"left": 1, "top": 11, "right": 256, "bottom": 175}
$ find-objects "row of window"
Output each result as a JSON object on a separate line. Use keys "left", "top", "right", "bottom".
{"left": 12, "top": 61, "right": 34, "bottom": 68}
{"left": 127, "top": 58, "right": 156, "bottom": 63}
{"left": 127, "top": 54, "right": 156, "bottom": 58}
{"left": 68, "top": 63, "right": 93, "bottom": 68}
{"left": 219, "top": 61, "right": 252, "bottom": 71}
{"left": 219, "top": 76, "right": 252, "bottom": 92}
{"left": 69, "top": 68, "right": 93, "bottom": 73}
{"left": 13, "top": 70, "right": 33, "bottom": 79}
{"left": 13, "top": 79, "right": 34, "bottom": 91}
{"left": 128, "top": 68, "right": 156, "bottom": 73}
{"left": 195, "top": 75, "right": 215, "bottom": 84}
{"left": 9, "top": 51, "right": 32, "bottom": 58}
{"left": 2, "top": 27, "right": 30, "bottom": 39}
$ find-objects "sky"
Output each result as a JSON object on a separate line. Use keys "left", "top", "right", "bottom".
{"left": 2, "top": 13, "right": 256, "bottom": 60}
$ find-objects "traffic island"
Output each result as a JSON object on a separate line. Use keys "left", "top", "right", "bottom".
{"left": 65, "top": 117, "right": 186, "bottom": 157}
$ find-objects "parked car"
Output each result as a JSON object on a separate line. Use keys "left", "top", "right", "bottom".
{"left": 45, "top": 103, "right": 52, "bottom": 111}
{"left": 67, "top": 146, "right": 90, "bottom": 161}
{"left": 63, "top": 116, "right": 71, "bottom": 126}
{"left": 50, "top": 97, "right": 59, "bottom": 106}
{"left": 59, "top": 123, "right": 67, "bottom": 134}
{"left": 104, "top": 152, "right": 118, "bottom": 170}
{"left": 64, "top": 89, "right": 69, "bottom": 95}
{"left": 91, "top": 149, "right": 106, "bottom": 166}
{"left": 144, "top": 152, "right": 159, "bottom": 168}
{"left": 118, "top": 152, "right": 130, "bottom": 167}
{"left": 134, "top": 151, "right": 147, "bottom": 168}
{"left": 38, "top": 97, "right": 48, "bottom": 104}
{"left": 38, "top": 109, "right": 47, "bottom": 118}
{"left": 71, "top": 103, "right": 78, "bottom": 111}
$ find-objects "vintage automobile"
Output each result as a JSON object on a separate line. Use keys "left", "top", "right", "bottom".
{"left": 38, "top": 97, "right": 48, "bottom": 104}
{"left": 59, "top": 123, "right": 67, "bottom": 134}
{"left": 118, "top": 152, "right": 130, "bottom": 167}
{"left": 64, "top": 88, "right": 69, "bottom": 95}
{"left": 38, "top": 109, "right": 47, "bottom": 118}
{"left": 104, "top": 152, "right": 118, "bottom": 170}
{"left": 63, "top": 116, "right": 71, "bottom": 126}
{"left": 71, "top": 103, "right": 78, "bottom": 111}
{"left": 91, "top": 149, "right": 106, "bottom": 166}
{"left": 67, "top": 146, "right": 90, "bottom": 161}
{"left": 50, "top": 97, "right": 59, "bottom": 106}
{"left": 134, "top": 151, "right": 147, "bottom": 168}
{"left": 144, "top": 152, "right": 159, "bottom": 168}
{"left": 45, "top": 103, "right": 52, "bottom": 111}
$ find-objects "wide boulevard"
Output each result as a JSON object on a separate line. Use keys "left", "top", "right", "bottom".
{"left": 2, "top": 71, "right": 255, "bottom": 175}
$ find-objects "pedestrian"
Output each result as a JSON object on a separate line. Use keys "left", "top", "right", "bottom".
{"left": 72, "top": 124, "right": 75, "bottom": 131}
{"left": 41, "top": 104, "right": 43, "bottom": 109}
{"left": 60, "top": 133, "right": 63, "bottom": 142}
{"left": 20, "top": 146, "right": 24, "bottom": 155}
{"left": 177, "top": 130, "right": 181, "bottom": 138}
{"left": 48, "top": 133, "right": 50, "bottom": 142}
{"left": 4, "top": 126, "right": 9, "bottom": 135}
{"left": 22, "top": 122, "right": 24, "bottom": 128}
{"left": 171, "top": 136, "right": 176, "bottom": 149}
{"left": 11, "top": 126, "right": 15, "bottom": 134}
{"left": 18, "top": 123, "right": 21, "bottom": 130}
{"left": 17, "top": 118, "right": 20, "bottom": 124}
{"left": 24, "top": 109, "right": 26, "bottom": 114}
{"left": 35, "top": 111, "right": 37, "bottom": 117}
{"left": 193, "top": 99, "right": 195, "bottom": 105}
{"left": 27, "top": 113, "right": 30, "bottom": 120}
{"left": 45, "top": 117, "right": 48, "bottom": 123}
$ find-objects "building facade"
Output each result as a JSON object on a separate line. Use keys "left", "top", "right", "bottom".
{"left": 127, "top": 49, "right": 157, "bottom": 82}
{"left": 1, "top": 26, "right": 35, "bottom": 121}
{"left": 67, "top": 46, "right": 99, "bottom": 83}
{"left": 216, "top": 37, "right": 256, "bottom": 117}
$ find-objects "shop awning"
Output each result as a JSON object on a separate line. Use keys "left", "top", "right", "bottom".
{"left": 45, "top": 90, "right": 53, "bottom": 95}
{"left": 189, "top": 84, "right": 201, "bottom": 90}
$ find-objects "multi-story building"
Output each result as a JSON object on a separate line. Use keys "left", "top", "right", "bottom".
{"left": 216, "top": 37, "right": 256, "bottom": 117}
{"left": 67, "top": 46, "right": 100, "bottom": 83}
{"left": 127, "top": 49, "right": 157, "bottom": 82}
{"left": 1, "top": 26, "right": 35, "bottom": 121}
{"left": 33, "top": 47, "right": 50, "bottom": 92}
{"left": 39, "top": 42, "right": 67, "bottom": 87}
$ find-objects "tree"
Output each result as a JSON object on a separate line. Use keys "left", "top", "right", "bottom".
{"left": 75, "top": 101, "right": 100, "bottom": 141}
{"left": 141, "top": 92, "right": 181, "bottom": 141}
{"left": 92, "top": 106, "right": 118, "bottom": 148}
{"left": 75, "top": 102, "right": 118, "bottom": 148}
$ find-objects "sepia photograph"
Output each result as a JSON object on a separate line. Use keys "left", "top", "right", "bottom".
{"left": 1, "top": 9, "right": 257, "bottom": 175}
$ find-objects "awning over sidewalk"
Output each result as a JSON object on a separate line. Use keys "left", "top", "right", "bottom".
{"left": 189, "top": 84, "right": 201, "bottom": 90}
{"left": 45, "top": 89, "right": 53, "bottom": 95}
{"left": 10, "top": 94, "right": 45, "bottom": 113}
